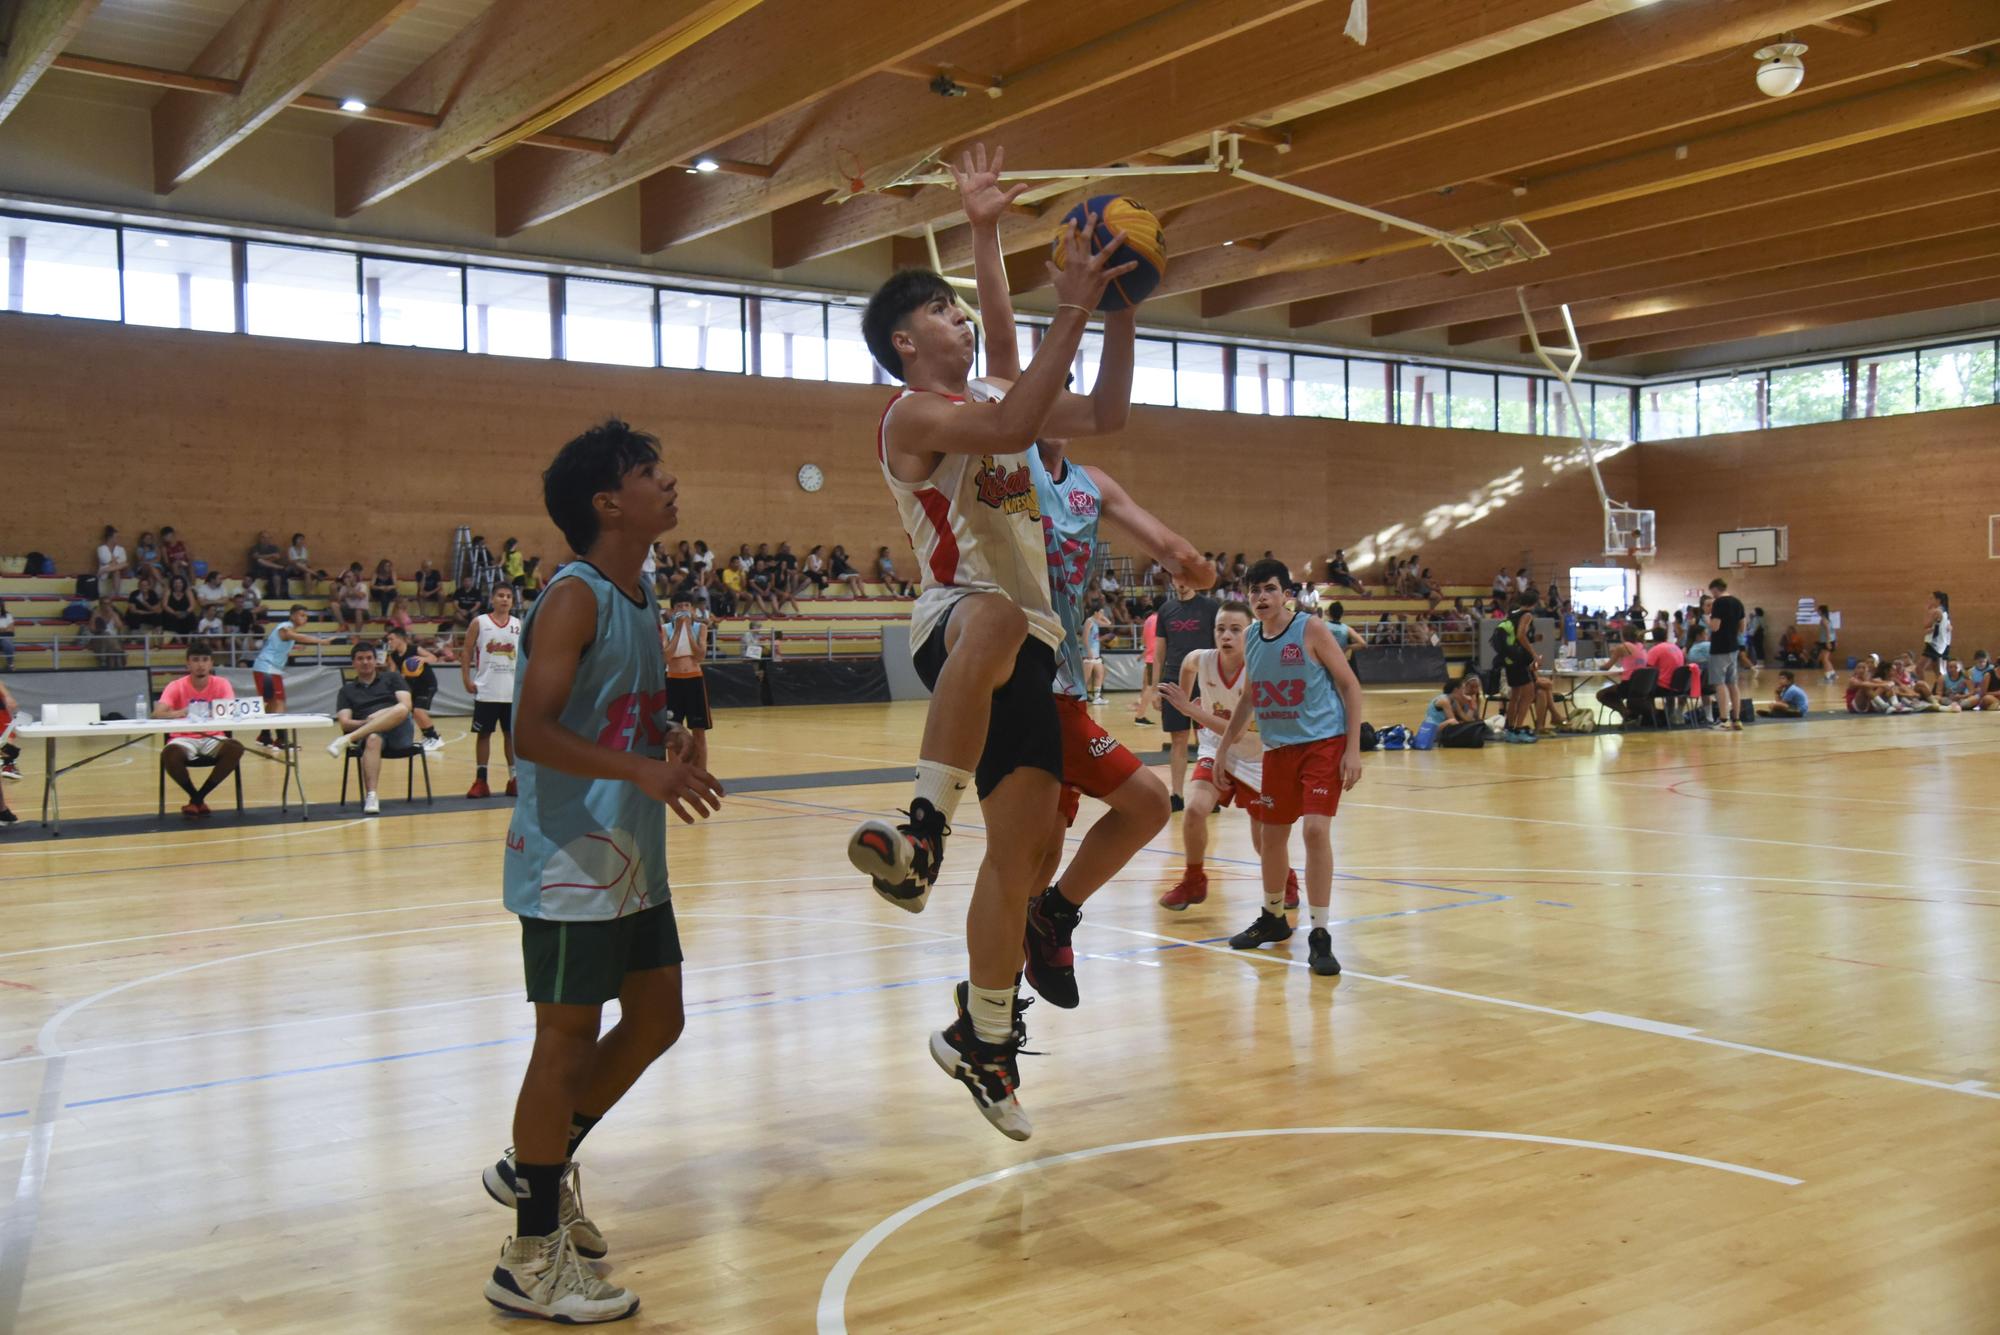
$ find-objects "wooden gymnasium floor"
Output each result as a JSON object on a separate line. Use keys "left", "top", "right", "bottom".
{"left": 0, "top": 682, "right": 1995, "bottom": 1333}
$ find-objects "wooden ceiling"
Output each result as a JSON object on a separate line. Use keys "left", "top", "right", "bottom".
{"left": 4, "top": 0, "right": 1997, "bottom": 370}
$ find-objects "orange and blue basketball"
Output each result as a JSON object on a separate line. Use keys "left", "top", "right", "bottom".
{"left": 1049, "top": 195, "right": 1165, "bottom": 311}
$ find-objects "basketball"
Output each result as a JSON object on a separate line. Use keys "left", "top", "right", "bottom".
{"left": 1049, "top": 194, "right": 1165, "bottom": 310}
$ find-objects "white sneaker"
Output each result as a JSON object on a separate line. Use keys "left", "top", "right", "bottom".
{"left": 483, "top": 1153, "right": 607, "bottom": 1259}
{"left": 362, "top": 792, "right": 380, "bottom": 815}
{"left": 326, "top": 735, "right": 349, "bottom": 758}
{"left": 484, "top": 1228, "right": 637, "bottom": 1324}
{"left": 422, "top": 735, "right": 444, "bottom": 753}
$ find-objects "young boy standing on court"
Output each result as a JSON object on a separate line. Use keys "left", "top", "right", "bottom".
{"left": 1213, "top": 560, "right": 1366, "bottom": 977}
{"left": 481, "top": 420, "right": 724, "bottom": 1325}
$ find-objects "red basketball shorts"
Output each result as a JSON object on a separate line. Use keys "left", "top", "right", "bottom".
{"left": 1255, "top": 736, "right": 1346, "bottom": 824}
{"left": 1055, "top": 694, "right": 1144, "bottom": 826}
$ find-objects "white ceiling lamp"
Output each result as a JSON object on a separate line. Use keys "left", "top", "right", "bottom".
{"left": 339, "top": 98, "right": 367, "bottom": 113}
{"left": 693, "top": 157, "right": 721, "bottom": 173}
{"left": 1754, "top": 38, "right": 1808, "bottom": 97}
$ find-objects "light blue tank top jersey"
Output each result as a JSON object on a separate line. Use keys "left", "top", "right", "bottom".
{"left": 1245, "top": 612, "right": 1346, "bottom": 748}
{"left": 1423, "top": 696, "right": 1451, "bottom": 727}
{"left": 1031, "top": 452, "right": 1102, "bottom": 700}
{"left": 251, "top": 623, "right": 294, "bottom": 674}
{"left": 503, "top": 563, "right": 671, "bottom": 922}
{"left": 1327, "top": 620, "right": 1353, "bottom": 649}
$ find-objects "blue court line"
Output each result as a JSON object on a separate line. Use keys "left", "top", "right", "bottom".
{"left": 1537, "top": 900, "right": 1575, "bottom": 908}
{"left": 59, "top": 1037, "right": 528, "bottom": 1109}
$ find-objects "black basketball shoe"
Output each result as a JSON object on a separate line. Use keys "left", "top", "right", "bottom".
{"left": 1307, "top": 927, "right": 1341, "bottom": 976}
{"left": 930, "top": 982, "right": 1035, "bottom": 1141}
{"left": 1023, "top": 887, "right": 1081, "bottom": 1009}
{"left": 848, "top": 798, "right": 948, "bottom": 913}
{"left": 1229, "top": 909, "right": 1294, "bottom": 950}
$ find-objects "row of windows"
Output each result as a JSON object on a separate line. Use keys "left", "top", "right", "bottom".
{"left": 4, "top": 211, "right": 1995, "bottom": 441}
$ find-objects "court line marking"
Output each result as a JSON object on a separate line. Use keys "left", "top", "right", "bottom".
{"left": 1086, "top": 923, "right": 2000, "bottom": 1103}
{"left": 0, "top": 818, "right": 369, "bottom": 859}
{"left": 814, "top": 1127, "right": 1802, "bottom": 1334}
{"left": 1612, "top": 777, "right": 2000, "bottom": 814}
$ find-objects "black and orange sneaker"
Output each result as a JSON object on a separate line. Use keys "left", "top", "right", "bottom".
{"left": 848, "top": 798, "right": 948, "bottom": 913}
{"left": 1229, "top": 909, "right": 1293, "bottom": 951}
{"left": 1023, "top": 888, "right": 1080, "bottom": 1009}
{"left": 929, "top": 982, "right": 1034, "bottom": 1141}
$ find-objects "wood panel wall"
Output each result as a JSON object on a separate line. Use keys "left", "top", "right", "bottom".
{"left": 3, "top": 315, "right": 1629, "bottom": 591}
{"left": 1637, "top": 403, "right": 1999, "bottom": 662}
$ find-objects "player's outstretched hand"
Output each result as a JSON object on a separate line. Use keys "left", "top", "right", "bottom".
{"left": 641, "top": 754, "right": 725, "bottom": 824}
{"left": 1047, "top": 210, "right": 1139, "bottom": 311}
{"left": 1180, "top": 557, "right": 1218, "bottom": 592}
{"left": 949, "top": 142, "right": 1030, "bottom": 229}
{"left": 1340, "top": 746, "right": 1364, "bottom": 792}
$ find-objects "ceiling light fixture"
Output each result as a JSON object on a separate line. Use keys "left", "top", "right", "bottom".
{"left": 1753, "top": 37, "right": 1807, "bottom": 97}
{"left": 694, "top": 157, "right": 720, "bottom": 173}
{"left": 339, "top": 98, "right": 367, "bottom": 113}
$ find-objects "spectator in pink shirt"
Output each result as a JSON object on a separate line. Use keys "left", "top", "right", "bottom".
{"left": 152, "top": 640, "right": 245, "bottom": 818}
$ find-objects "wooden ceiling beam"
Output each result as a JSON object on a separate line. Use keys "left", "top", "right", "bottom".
{"left": 1202, "top": 111, "right": 2000, "bottom": 317}
{"left": 492, "top": 0, "right": 1023, "bottom": 237}
{"left": 1154, "top": 0, "right": 2000, "bottom": 264}
{"left": 48, "top": 52, "right": 237, "bottom": 95}
{"left": 1467, "top": 223, "right": 2000, "bottom": 345}
{"left": 1359, "top": 192, "right": 2000, "bottom": 336}
{"left": 642, "top": 0, "right": 1336, "bottom": 254}
{"left": 1555, "top": 252, "right": 2000, "bottom": 348}
{"left": 1591, "top": 275, "right": 2000, "bottom": 360}
{"left": 1813, "top": 14, "right": 1876, "bottom": 36}
{"left": 0, "top": 0, "right": 101, "bottom": 125}
{"left": 762, "top": 0, "right": 1598, "bottom": 267}
{"left": 333, "top": 0, "right": 745, "bottom": 217}
{"left": 935, "top": 0, "right": 1903, "bottom": 279}
{"left": 153, "top": 0, "right": 413, "bottom": 192}
{"left": 1280, "top": 67, "right": 2000, "bottom": 329}
{"left": 1326, "top": 150, "right": 2000, "bottom": 332}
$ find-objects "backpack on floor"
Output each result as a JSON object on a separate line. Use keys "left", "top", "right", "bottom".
{"left": 1441, "top": 721, "right": 1488, "bottom": 748}
{"left": 1376, "top": 724, "right": 1410, "bottom": 750}
{"left": 1359, "top": 721, "right": 1379, "bottom": 752}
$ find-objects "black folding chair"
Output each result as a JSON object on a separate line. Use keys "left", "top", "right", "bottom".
{"left": 338, "top": 739, "right": 433, "bottom": 807}
{"left": 1649, "top": 665, "right": 1694, "bottom": 729}
{"left": 156, "top": 749, "right": 245, "bottom": 816}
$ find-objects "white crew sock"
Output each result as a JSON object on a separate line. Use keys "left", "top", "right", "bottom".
{"left": 1309, "top": 902, "right": 1330, "bottom": 928}
{"left": 1264, "top": 880, "right": 1287, "bottom": 916}
{"left": 913, "top": 760, "right": 972, "bottom": 822}
{"left": 967, "top": 982, "right": 1016, "bottom": 1045}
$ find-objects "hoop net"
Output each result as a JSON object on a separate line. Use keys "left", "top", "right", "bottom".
{"left": 826, "top": 145, "right": 946, "bottom": 204}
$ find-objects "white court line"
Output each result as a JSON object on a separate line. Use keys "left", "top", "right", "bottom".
{"left": 1329, "top": 864, "right": 1996, "bottom": 897}
{"left": 1340, "top": 799, "right": 2000, "bottom": 868}
{"left": 1603, "top": 778, "right": 2000, "bottom": 815}
{"left": 814, "top": 1127, "right": 1801, "bottom": 1334}
{"left": 1088, "top": 923, "right": 2000, "bottom": 1104}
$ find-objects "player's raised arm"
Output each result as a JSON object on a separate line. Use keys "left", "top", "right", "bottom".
{"left": 1086, "top": 465, "right": 1212, "bottom": 586}
{"left": 1303, "top": 616, "right": 1367, "bottom": 790}
{"left": 1041, "top": 306, "right": 1136, "bottom": 439}
{"left": 950, "top": 144, "right": 1028, "bottom": 383}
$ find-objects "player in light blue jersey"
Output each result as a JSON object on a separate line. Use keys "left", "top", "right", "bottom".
{"left": 1021, "top": 438, "right": 1208, "bottom": 1012}
{"left": 480, "top": 421, "right": 724, "bottom": 1326}
{"left": 1213, "top": 558, "right": 1366, "bottom": 977}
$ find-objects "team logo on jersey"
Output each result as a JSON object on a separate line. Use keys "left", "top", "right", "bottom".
{"left": 1067, "top": 489, "right": 1098, "bottom": 518}
{"left": 1087, "top": 735, "right": 1118, "bottom": 759}
{"left": 1280, "top": 643, "right": 1305, "bottom": 664}
{"left": 974, "top": 456, "right": 1039, "bottom": 517}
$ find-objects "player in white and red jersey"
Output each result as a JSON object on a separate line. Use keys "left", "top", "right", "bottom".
{"left": 1156, "top": 602, "right": 1298, "bottom": 912}
{"left": 847, "top": 144, "right": 1143, "bottom": 1142}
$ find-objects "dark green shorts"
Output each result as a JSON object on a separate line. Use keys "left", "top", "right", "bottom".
{"left": 520, "top": 900, "right": 683, "bottom": 1006}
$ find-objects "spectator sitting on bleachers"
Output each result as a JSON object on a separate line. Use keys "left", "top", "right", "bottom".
{"left": 195, "top": 568, "right": 229, "bottom": 612}
{"left": 133, "top": 531, "right": 162, "bottom": 582}
{"left": 1759, "top": 670, "right": 1811, "bottom": 718}
{"left": 196, "top": 604, "right": 226, "bottom": 641}
{"left": 774, "top": 542, "right": 801, "bottom": 601}
{"left": 385, "top": 597, "right": 415, "bottom": 633}
{"left": 334, "top": 567, "right": 370, "bottom": 633}
{"left": 154, "top": 640, "right": 245, "bottom": 819}
{"left": 325, "top": 641, "right": 413, "bottom": 815}
{"left": 222, "top": 592, "right": 258, "bottom": 636}
{"left": 86, "top": 597, "right": 127, "bottom": 667}
{"left": 451, "top": 578, "right": 483, "bottom": 634}
{"left": 159, "top": 527, "right": 192, "bottom": 582}
{"left": 875, "top": 546, "right": 912, "bottom": 598}
{"left": 415, "top": 558, "right": 445, "bottom": 618}
{"left": 745, "top": 546, "right": 779, "bottom": 615}
{"left": 499, "top": 539, "right": 526, "bottom": 593}
{"left": 96, "top": 525, "right": 130, "bottom": 598}
{"left": 1324, "top": 549, "right": 1362, "bottom": 592}
{"left": 371, "top": 559, "right": 399, "bottom": 618}
{"left": 1490, "top": 566, "right": 1510, "bottom": 603}
{"left": 829, "top": 545, "right": 866, "bottom": 598}
{"left": 0, "top": 597, "right": 15, "bottom": 670}
{"left": 801, "top": 544, "right": 830, "bottom": 597}
{"left": 285, "top": 533, "right": 314, "bottom": 594}
{"left": 161, "top": 575, "right": 199, "bottom": 637}
{"left": 249, "top": 530, "right": 288, "bottom": 598}
{"left": 126, "top": 572, "right": 164, "bottom": 631}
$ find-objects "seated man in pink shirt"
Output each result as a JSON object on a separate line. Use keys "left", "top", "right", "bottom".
{"left": 153, "top": 639, "right": 246, "bottom": 819}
